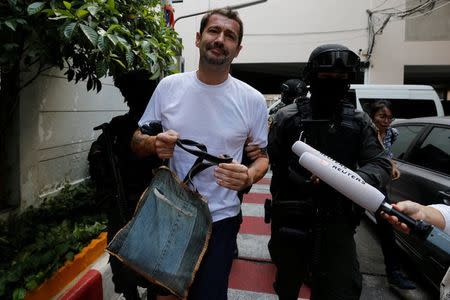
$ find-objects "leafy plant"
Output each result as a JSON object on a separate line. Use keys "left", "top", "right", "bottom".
{"left": 0, "top": 183, "right": 107, "bottom": 300}
{"left": 0, "top": 0, "right": 182, "bottom": 206}
{"left": 1, "top": 0, "right": 181, "bottom": 92}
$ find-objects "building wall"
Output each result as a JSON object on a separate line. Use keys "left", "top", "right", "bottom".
{"left": 368, "top": 2, "right": 450, "bottom": 84}
{"left": 19, "top": 70, "right": 126, "bottom": 209}
{"left": 173, "top": 0, "right": 450, "bottom": 84}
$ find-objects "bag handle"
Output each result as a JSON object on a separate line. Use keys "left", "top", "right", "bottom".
{"left": 176, "top": 139, "right": 232, "bottom": 165}
{"left": 175, "top": 139, "right": 232, "bottom": 185}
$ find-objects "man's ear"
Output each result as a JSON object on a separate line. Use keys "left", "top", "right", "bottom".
{"left": 234, "top": 45, "right": 243, "bottom": 58}
{"left": 195, "top": 32, "right": 201, "bottom": 47}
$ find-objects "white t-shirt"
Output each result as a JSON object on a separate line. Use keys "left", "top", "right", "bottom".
{"left": 139, "top": 71, "right": 268, "bottom": 222}
{"left": 429, "top": 204, "right": 450, "bottom": 235}
{"left": 428, "top": 204, "right": 450, "bottom": 299}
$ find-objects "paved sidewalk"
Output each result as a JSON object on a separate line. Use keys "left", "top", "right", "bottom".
{"left": 56, "top": 171, "right": 310, "bottom": 299}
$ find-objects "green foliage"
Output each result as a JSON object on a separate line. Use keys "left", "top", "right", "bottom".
{"left": 0, "top": 0, "right": 182, "bottom": 92}
{"left": 0, "top": 183, "right": 107, "bottom": 300}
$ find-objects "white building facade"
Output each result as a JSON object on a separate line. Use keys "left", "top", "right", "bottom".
{"left": 172, "top": 0, "right": 450, "bottom": 98}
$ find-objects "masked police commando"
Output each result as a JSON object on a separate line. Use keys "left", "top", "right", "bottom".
{"left": 267, "top": 44, "right": 392, "bottom": 300}
{"left": 269, "top": 79, "right": 308, "bottom": 116}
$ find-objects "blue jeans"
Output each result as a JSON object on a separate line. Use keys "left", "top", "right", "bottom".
{"left": 107, "top": 167, "right": 212, "bottom": 298}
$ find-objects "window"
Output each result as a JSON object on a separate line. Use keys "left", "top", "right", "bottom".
{"left": 409, "top": 126, "right": 450, "bottom": 176}
{"left": 360, "top": 98, "right": 437, "bottom": 119}
{"left": 391, "top": 125, "right": 424, "bottom": 160}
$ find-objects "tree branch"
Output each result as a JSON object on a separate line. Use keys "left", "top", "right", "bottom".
{"left": 19, "top": 64, "right": 53, "bottom": 91}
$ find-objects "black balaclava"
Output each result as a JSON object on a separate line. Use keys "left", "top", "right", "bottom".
{"left": 309, "top": 78, "right": 350, "bottom": 119}
{"left": 114, "top": 70, "right": 159, "bottom": 119}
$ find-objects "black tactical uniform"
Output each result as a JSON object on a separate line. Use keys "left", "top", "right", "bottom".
{"left": 89, "top": 113, "right": 161, "bottom": 234}
{"left": 267, "top": 44, "right": 392, "bottom": 300}
{"left": 88, "top": 70, "right": 161, "bottom": 300}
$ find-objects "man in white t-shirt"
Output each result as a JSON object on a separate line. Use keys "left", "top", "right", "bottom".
{"left": 131, "top": 7, "right": 269, "bottom": 300}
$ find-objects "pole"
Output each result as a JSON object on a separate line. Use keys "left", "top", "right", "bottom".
{"left": 174, "top": 0, "right": 268, "bottom": 26}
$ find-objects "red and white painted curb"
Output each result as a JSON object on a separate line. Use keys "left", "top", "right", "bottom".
{"left": 57, "top": 171, "right": 310, "bottom": 299}
{"left": 56, "top": 253, "right": 121, "bottom": 300}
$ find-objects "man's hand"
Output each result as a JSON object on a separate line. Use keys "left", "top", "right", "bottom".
{"left": 245, "top": 142, "right": 267, "bottom": 161}
{"left": 155, "top": 130, "right": 179, "bottom": 159}
{"left": 214, "top": 161, "right": 253, "bottom": 191}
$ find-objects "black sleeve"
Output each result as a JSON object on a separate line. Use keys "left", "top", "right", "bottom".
{"left": 355, "top": 112, "right": 392, "bottom": 190}
{"left": 268, "top": 111, "right": 287, "bottom": 170}
{"left": 268, "top": 110, "right": 293, "bottom": 197}
{"left": 88, "top": 133, "right": 108, "bottom": 184}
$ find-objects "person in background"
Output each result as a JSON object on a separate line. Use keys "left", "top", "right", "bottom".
{"left": 268, "top": 79, "right": 308, "bottom": 116}
{"left": 88, "top": 69, "right": 161, "bottom": 299}
{"left": 382, "top": 201, "right": 450, "bottom": 299}
{"left": 369, "top": 100, "right": 416, "bottom": 290}
{"left": 131, "top": 7, "right": 269, "bottom": 300}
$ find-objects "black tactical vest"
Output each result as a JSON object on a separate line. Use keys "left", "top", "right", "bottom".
{"left": 269, "top": 99, "right": 364, "bottom": 229}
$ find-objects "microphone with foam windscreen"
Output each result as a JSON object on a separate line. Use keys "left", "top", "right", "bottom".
{"left": 292, "top": 140, "right": 363, "bottom": 181}
{"left": 292, "top": 141, "right": 450, "bottom": 259}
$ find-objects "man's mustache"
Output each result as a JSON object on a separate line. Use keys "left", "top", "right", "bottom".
{"left": 206, "top": 42, "right": 228, "bottom": 56}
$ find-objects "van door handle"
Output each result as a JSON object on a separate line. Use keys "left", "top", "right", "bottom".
{"left": 438, "top": 190, "right": 450, "bottom": 205}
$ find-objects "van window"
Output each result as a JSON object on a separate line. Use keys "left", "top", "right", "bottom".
{"left": 391, "top": 125, "right": 424, "bottom": 160}
{"left": 359, "top": 98, "right": 437, "bottom": 119}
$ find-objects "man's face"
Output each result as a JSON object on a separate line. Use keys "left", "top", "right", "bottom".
{"left": 196, "top": 14, "right": 242, "bottom": 66}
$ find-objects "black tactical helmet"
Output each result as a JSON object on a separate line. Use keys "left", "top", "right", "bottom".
{"left": 280, "top": 79, "right": 308, "bottom": 105}
{"left": 303, "top": 44, "right": 360, "bottom": 83}
{"left": 281, "top": 79, "right": 307, "bottom": 98}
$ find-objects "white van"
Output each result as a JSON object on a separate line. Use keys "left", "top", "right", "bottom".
{"left": 268, "top": 84, "right": 444, "bottom": 119}
{"left": 350, "top": 84, "right": 444, "bottom": 118}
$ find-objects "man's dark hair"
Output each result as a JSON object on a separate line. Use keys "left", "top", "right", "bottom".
{"left": 199, "top": 7, "right": 244, "bottom": 46}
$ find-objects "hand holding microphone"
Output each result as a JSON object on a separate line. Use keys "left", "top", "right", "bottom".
{"left": 292, "top": 141, "right": 427, "bottom": 231}
{"left": 292, "top": 141, "right": 450, "bottom": 258}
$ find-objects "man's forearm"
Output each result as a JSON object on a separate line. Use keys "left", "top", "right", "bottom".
{"left": 423, "top": 205, "right": 446, "bottom": 231}
{"left": 247, "top": 156, "right": 269, "bottom": 186}
{"left": 130, "top": 129, "right": 157, "bottom": 158}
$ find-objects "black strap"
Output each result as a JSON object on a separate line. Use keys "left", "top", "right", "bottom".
{"left": 176, "top": 139, "right": 232, "bottom": 165}
{"left": 175, "top": 139, "right": 232, "bottom": 185}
